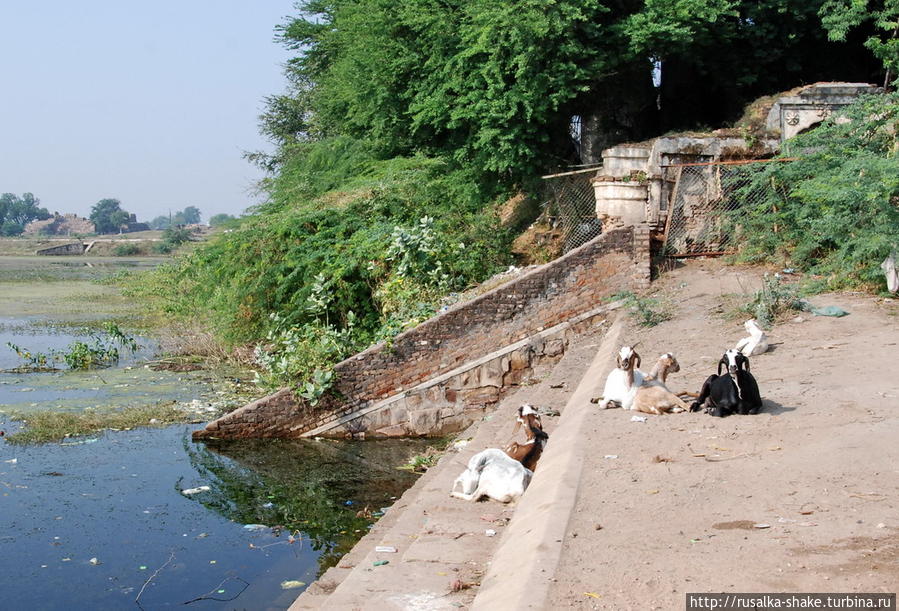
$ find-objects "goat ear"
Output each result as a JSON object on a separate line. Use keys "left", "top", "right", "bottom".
{"left": 633, "top": 351, "right": 641, "bottom": 369}
{"left": 740, "top": 355, "right": 750, "bottom": 372}
{"left": 718, "top": 358, "right": 727, "bottom": 375}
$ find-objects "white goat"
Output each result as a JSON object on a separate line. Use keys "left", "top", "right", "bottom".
{"left": 734, "top": 319, "right": 769, "bottom": 356}
{"left": 451, "top": 448, "right": 533, "bottom": 503}
{"left": 595, "top": 345, "right": 644, "bottom": 410}
{"left": 632, "top": 353, "right": 689, "bottom": 415}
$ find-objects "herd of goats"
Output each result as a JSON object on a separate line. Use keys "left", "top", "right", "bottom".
{"left": 450, "top": 319, "right": 769, "bottom": 504}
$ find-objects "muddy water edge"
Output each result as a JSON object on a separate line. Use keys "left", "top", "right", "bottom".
{"left": 0, "top": 255, "right": 431, "bottom": 609}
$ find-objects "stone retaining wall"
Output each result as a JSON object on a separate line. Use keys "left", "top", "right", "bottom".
{"left": 193, "top": 225, "right": 650, "bottom": 441}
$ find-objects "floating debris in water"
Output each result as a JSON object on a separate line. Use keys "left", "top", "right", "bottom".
{"left": 181, "top": 485, "right": 211, "bottom": 496}
{"left": 242, "top": 524, "right": 268, "bottom": 532}
{"left": 280, "top": 580, "right": 306, "bottom": 590}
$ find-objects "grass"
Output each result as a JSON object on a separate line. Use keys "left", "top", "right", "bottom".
{"left": 612, "top": 291, "right": 675, "bottom": 327}
{"left": 4, "top": 403, "right": 194, "bottom": 444}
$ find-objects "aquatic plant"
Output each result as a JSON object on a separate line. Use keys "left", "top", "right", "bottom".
{"left": 6, "top": 322, "right": 140, "bottom": 371}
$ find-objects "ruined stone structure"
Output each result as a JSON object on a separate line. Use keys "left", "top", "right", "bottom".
{"left": 23, "top": 213, "right": 95, "bottom": 236}
{"left": 592, "top": 82, "right": 880, "bottom": 230}
{"left": 766, "top": 82, "right": 879, "bottom": 141}
{"left": 35, "top": 242, "right": 87, "bottom": 256}
{"left": 193, "top": 226, "right": 651, "bottom": 440}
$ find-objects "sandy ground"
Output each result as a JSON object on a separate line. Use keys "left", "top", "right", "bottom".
{"left": 548, "top": 260, "right": 899, "bottom": 609}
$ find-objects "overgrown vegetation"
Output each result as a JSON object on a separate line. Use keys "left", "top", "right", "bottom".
{"left": 4, "top": 404, "right": 190, "bottom": 444}
{"left": 113, "top": 243, "right": 141, "bottom": 256}
{"left": 729, "top": 92, "right": 899, "bottom": 291}
{"left": 128, "top": 151, "right": 513, "bottom": 390}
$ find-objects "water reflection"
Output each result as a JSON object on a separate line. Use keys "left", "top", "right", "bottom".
{"left": 1, "top": 426, "right": 430, "bottom": 609}
{"left": 186, "top": 437, "right": 426, "bottom": 575}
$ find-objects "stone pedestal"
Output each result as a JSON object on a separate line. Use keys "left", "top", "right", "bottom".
{"left": 592, "top": 180, "right": 648, "bottom": 227}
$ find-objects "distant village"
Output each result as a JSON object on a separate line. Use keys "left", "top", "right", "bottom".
{"left": 0, "top": 192, "right": 236, "bottom": 238}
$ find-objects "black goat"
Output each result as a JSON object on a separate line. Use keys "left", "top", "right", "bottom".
{"left": 689, "top": 349, "right": 763, "bottom": 417}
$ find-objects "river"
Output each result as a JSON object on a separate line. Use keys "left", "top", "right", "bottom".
{"left": 0, "top": 255, "right": 428, "bottom": 609}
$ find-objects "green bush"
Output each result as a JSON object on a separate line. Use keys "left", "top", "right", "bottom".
{"left": 126, "top": 145, "right": 513, "bottom": 389}
{"left": 113, "top": 243, "right": 141, "bottom": 256}
{"left": 161, "top": 226, "right": 192, "bottom": 246}
{"left": 151, "top": 242, "right": 174, "bottom": 255}
{"left": 730, "top": 93, "right": 899, "bottom": 291}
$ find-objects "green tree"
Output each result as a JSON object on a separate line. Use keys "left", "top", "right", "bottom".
{"left": 149, "top": 215, "right": 172, "bottom": 230}
{"left": 0, "top": 192, "right": 51, "bottom": 235}
{"left": 820, "top": 0, "right": 899, "bottom": 85}
{"left": 90, "top": 198, "right": 131, "bottom": 234}
{"left": 263, "top": 0, "right": 880, "bottom": 176}
{"left": 208, "top": 213, "right": 237, "bottom": 227}
{"left": 181, "top": 206, "right": 202, "bottom": 224}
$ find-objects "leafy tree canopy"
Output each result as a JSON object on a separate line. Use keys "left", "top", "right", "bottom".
{"left": 90, "top": 198, "right": 132, "bottom": 234}
{"left": 820, "top": 0, "right": 899, "bottom": 85}
{"left": 0, "top": 193, "right": 51, "bottom": 235}
{"left": 261, "top": 0, "right": 881, "bottom": 178}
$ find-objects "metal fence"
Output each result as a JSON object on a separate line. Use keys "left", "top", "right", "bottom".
{"left": 541, "top": 166, "right": 602, "bottom": 253}
{"left": 663, "top": 159, "right": 790, "bottom": 257}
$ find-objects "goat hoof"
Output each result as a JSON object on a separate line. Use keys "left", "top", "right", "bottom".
{"left": 689, "top": 402, "right": 701, "bottom": 412}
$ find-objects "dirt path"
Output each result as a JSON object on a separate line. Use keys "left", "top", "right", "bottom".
{"left": 548, "top": 261, "right": 899, "bottom": 609}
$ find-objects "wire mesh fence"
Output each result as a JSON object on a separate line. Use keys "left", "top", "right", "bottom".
{"left": 541, "top": 167, "right": 602, "bottom": 253}
{"left": 663, "top": 159, "right": 790, "bottom": 257}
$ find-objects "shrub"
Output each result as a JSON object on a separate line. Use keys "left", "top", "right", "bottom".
{"left": 161, "top": 226, "right": 192, "bottom": 246}
{"left": 113, "top": 243, "right": 141, "bottom": 256}
{"left": 151, "top": 242, "right": 174, "bottom": 255}
{"left": 730, "top": 93, "right": 899, "bottom": 291}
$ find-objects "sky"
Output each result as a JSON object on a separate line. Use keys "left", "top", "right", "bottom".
{"left": 0, "top": 1, "right": 296, "bottom": 223}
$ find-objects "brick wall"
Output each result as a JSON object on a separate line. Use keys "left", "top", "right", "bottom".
{"left": 194, "top": 225, "right": 649, "bottom": 440}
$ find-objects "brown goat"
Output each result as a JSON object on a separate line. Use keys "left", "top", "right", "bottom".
{"left": 503, "top": 404, "right": 549, "bottom": 472}
{"left": 631, "top": 353, "right": 690, "bottom": 415}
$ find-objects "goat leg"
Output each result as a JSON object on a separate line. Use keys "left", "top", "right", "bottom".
{"left": 690, "top": 375, "right": 717, "bottom": 412}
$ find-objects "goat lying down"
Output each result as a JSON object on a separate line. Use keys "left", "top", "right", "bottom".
{"left": 690, "top": 349, "right": 763, "bottom": 417}
{"left": 734, "top": 319, "right": 769, "bottom": 356}
{"left": 451, "top": 449, "right": 533, "bottom": 503}
{"left": 595, "top": 345, "right": 645, "bottom": 410}
{"left": 595, "top": 347, "right": 689, "bottom": 415}
{"left": 632, "top": 353, "right": 690, "bottom": 415}
{"left": 504, "top": 404, "right": 549, "bottom": 471}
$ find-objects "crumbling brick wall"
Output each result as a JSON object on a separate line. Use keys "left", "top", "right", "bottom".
{"left": 194, "top": 225, "right": 650, "bottom": 440}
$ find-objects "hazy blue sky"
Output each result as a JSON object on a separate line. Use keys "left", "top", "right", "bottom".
{"left": 0, "top": 1, "right": 296, "bottom": 222}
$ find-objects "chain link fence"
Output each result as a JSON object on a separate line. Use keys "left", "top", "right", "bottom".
{"left": 542, "top": 167, "right": 602, "bottom": 253}
{"left": 663, "top": 159, "right": 790, "bottom": 257}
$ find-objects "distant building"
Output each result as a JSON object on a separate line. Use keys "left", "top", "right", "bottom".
{"left": 23, "top": 213, "right": 95, "bottom": 236}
